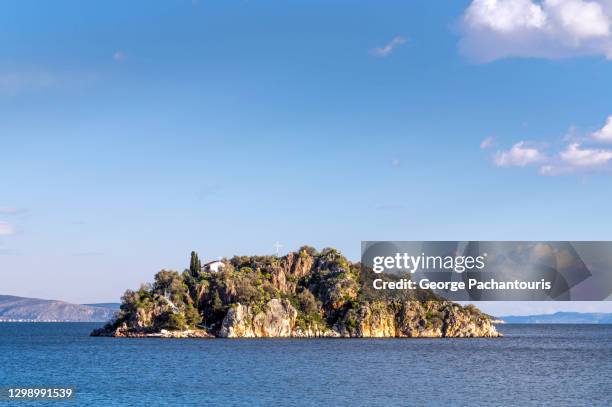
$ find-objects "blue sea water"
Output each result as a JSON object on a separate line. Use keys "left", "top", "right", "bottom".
{"left": 0, "top": 323, "right": 610, "bottom": 406}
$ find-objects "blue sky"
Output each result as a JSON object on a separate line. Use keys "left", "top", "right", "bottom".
{"left": 1, "top": 0, "right": 612, "bottom": 314}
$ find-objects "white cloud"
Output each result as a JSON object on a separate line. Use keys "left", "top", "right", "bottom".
{"left": 592, "top": 115, "right": 612, "bottom": 142}
{"left": 0, "top": 207, "right": 19, "bottom": 214}
{"left": 460, "top": 0, "right": 612, "bottom": 62}
{"left": 493, "top": 141, "right": 545, "bottom": 166}
{"left": 113, "top": 51, "right": 127, "bottom": 62}
{"left": 370, "top": 36, "right": 407, "bottom": 57}
{"left": 537, "top": 142, "right": 612, "bottom": 174}
{"left": 550, "top": 0, "right": 610, "bottom": 38}
{"left": 391, "top": 159, "right": 401, "bottom": 167}
{"left": 560, "top": 142, "right": 612, "bottom": 166}
{"left": 488, "top": 117, "right": 612, "bottom": 175}
{"left": 464, "top": 0, "right": 547, "bottom": 32}
{"left": 0, "top": 221, "right": 15, "bottom": 236}
{"left": 480, "top": 136, "right": 495, "bottom": 149}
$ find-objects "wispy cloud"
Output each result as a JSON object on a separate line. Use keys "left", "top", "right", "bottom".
{"left": 540, "top": 143, "right": 612, "bottom": 175}
{"left": 487, "top": 115, "right": 612, "bottom": 175}
{"left": 0, "top": 207, "right": 21, "bottom": 215}
{"left": 493, "top": 141, "right": 546, "bottom": 167}
{"left": 560, "top": 143, "right": 612, "bottom": 167}
{"left": 459, "top": 0, "right": 612, "bottom": 62}
{"left": 370, "top": 36, "right": 407, "bottom": 57}
{"left": 480, "top": 136, "right": 495, "bottom": 149}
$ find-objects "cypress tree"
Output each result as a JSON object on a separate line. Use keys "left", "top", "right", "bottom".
{"left": 189, "top": 251, "right": 201, "bottom": 278}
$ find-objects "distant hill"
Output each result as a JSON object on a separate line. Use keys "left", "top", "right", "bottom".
{"left": 500, "top": 312, "right": 612, "bottom": 324}
{"left": 0, "top": 295, "right": 117, "bottom": 322}
{"left": 83, "top": 303, "right": 121, "bottom": 311}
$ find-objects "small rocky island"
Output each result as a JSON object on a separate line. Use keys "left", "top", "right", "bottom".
{"left": 92, "top": 247, "right": 500, "bottom": 338}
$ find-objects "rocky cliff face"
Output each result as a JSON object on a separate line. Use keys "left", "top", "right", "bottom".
{"left": 218, "top": 299, "right": 297, "bottom": 338}
{"left": 213, "top": 299, "right": 499, "bottom": 338}
{"left": 92, "top": 246, "right": 500, "bottom": 338}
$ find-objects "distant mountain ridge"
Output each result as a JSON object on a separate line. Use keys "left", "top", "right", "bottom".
{"left": 83, "top": 303, "right": 121, "bottom": 310}
{"left": 3, "top": 294, "right": 610, "bottom": 325}
{"left": 500, "top": 312, "right": 612, "bottom": 324}
{"left": 0, "top": 295, "right": 117, "bottom": 322}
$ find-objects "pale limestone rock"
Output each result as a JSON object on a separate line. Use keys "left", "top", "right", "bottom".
{"left": 355, "top": 303, "right": 397, "bottom": 338}
{"left": 218, "top": 299, "right": 297, "bottom": 338}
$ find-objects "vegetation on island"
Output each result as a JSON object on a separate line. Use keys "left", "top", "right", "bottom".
{"left": 94, "top": 246, "right": 499, "bottom": 338}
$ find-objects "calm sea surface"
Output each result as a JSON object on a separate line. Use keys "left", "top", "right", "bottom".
{"left": 0, "top": 323, "right": 610, "bottom": 406}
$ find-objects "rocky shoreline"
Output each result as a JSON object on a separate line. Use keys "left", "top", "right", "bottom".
{"left": 91, "top": 327, "right": 214, "bottom": 338}
{"left": 92, "top": 297, "right": 501, "bottom": 339}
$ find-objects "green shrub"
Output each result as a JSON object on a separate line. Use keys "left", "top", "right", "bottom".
{"left": 166, "top": 313, "right": 188, "bottom": 331}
